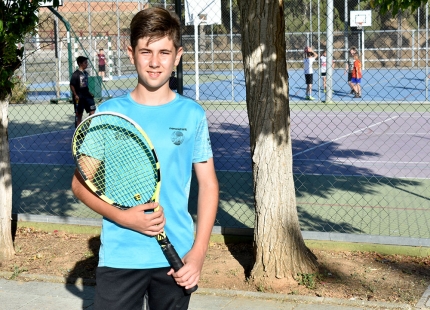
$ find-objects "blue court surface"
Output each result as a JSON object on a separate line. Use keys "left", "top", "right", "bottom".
{"left": 27, "top": 68, "right": 430, "bottom": 103}
{"left": 10, "top": 108, "right": 430, "bottom": 180}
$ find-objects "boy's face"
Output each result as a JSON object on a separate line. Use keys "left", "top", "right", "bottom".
{"left": 128, "top": 36, "right": 182, "bottom": 90}
{"left": 79, "top": 60, "right": 88, "bottom": 69}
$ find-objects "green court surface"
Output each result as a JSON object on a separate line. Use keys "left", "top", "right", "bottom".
{"left": 11, "top": 164, "right": 430, "bottom": 240}
{"left": 7, "top": 102, "right": 430, "bottom": 241}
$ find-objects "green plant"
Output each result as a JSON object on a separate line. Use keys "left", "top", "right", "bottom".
{"left": 297, "top": 272, "right": 319, "bottom": 289}
{"left": 10, "top": 265, "right": 28, "bottom": 279}
{"left": 9, "top": 75, "right": 28, "bottom": 103}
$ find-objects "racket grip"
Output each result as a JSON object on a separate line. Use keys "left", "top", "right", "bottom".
{"left": 157, "top": 236, "right": 198, "bottom": 294}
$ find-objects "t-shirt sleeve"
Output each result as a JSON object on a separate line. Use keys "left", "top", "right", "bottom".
{"left": 193, "top": 114, "right": 213, "bottom": 163}
{"left": 70, "top": 72, "right": 78, "bottom": 88}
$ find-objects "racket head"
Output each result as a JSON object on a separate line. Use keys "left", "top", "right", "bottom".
{"left": 72, "top": 112, "right": 160, "bottom": 209}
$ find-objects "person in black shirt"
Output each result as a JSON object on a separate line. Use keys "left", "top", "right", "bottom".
{"left": 70, "top": 56, "right": 96, "bottom": 127}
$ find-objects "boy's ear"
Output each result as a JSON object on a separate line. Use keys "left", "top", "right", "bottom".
{"left": 174, "top": 47, "right": 183, "bottom": 66}
{"left": 127, "top": 46, "right": 134, "bottom": 64}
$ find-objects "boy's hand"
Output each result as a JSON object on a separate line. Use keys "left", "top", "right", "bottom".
{"left": 118, "top": 202, "right": 166, "bottom": 236}
{"left": 167, "top": 247, "right": 205, "bottom": 290}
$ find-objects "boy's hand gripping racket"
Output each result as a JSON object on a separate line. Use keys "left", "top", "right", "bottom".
{"left": 72, "top": 112, "right": 197, "bottom": 294}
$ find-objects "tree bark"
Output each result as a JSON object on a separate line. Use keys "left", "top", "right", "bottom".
{"left": 237, "top": 0, "right": 318, "bottom": 280}
{"left": 0, "top": 99, "right": 15, "bottom": 261}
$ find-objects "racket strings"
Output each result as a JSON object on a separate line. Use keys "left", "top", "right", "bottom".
{"left": 74, "top": 115, "right": 159, "bottom": 208}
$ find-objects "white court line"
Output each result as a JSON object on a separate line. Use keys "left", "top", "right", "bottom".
{"left": 10, "top": 150, "right": 70, "bottom": 153}
{"left": 9, "top": 129, "right": 73, "bottom": 140}
{"left": 293, "top": 115, "right": 400, "bottom": 158}
{"left": 294, "top": 158, "right": 430, "bottom": 165}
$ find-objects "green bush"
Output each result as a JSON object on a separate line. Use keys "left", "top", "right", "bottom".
{"left": 10, "top": 76, "right": 29, "bottom": 104}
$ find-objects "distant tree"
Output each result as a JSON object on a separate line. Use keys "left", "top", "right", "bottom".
{"left": 0, "top": 0, "right": 59, "bottom": 261}
{"left": 370, "top": 0, "right": 426, "bottom": 15}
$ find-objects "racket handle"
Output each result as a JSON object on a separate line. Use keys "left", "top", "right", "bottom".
{"left": 157, "top": 236, "right": 198, "bottom": 294}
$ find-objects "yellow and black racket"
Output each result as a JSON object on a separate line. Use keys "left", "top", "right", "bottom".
{"left": 72, "top": 111, "right": 197, "bottom": 294}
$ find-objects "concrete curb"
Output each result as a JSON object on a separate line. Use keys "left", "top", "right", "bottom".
{"left": 0, "top": 271, "right": 419, "bottom": 309}
{"left": 195, "top": 288, "right": 414, "bottom": 309}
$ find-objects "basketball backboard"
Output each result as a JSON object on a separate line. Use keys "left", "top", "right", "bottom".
{"left": 184, "top": 0, "right": 222, "bottom": 25}
{"left": 39, "top": 0, "right": 63, "bottom": 7}
{"left": 350, "top": 10, "right": 372, "bottom": 28}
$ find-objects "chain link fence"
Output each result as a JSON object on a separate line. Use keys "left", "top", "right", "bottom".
{"left": 9, "top": 0, "right": 430, "bottom": 245}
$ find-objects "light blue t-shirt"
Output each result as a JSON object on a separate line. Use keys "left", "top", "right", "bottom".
{"left": 95, "top": 93, "right": 213, "bottom": 269}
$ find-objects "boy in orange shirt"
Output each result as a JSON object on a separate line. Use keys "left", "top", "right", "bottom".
{"left": 352, "top": 53, "right": 362, "bottom": 98}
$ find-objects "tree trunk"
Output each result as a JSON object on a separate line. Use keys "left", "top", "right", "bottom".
{"left": 0, "top": 99, "right": 15, "bottom": 261}
{"left": 237, "top": 0, "right": 318, "bottom": 281}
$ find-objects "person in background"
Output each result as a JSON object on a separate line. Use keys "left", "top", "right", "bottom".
{"left": 70, "top": 56, "right": 96, "bottom": 127}
{"left": 320, "top": 50, "right": 327, "bottom": 93}
{"left": 304, "top": 46, "right": 318, "bottom": 100}
{"left": 96, "top": 48, "right": 107, "bottom": 81}
{"left": 345, "top": 46, "right": 358, "bottom": 95}
{"left": 352, "top": 52, "right": 362, "bottom": 98}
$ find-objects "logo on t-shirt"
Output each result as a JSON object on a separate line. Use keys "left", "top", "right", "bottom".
{"left": 171, "top": 131, "right": 184, "bottom": 145}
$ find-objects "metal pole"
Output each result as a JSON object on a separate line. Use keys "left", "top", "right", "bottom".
{"left": 362, "top": 27, "right": 365, "bottom": 70}
{"left": 317, "top": 0, "right": 321, "bottom": 99}
{"left": 230, "top": 0, "right": 234, "bottom": 101}
{"left": 194, "top": 18, "right": 200, "bottom": 100}
{"left": 54, "top": 19, "right": 60, "bottom": 98}
{"left": 116, "top": 0, "right": 122, "bottom": 76}
{"left": 326, "top": 0, "right": 334, "bottom": 103}
{"left": 175, "top": 0, "right": 183, "bottom": 95}
{"left": 310, "top": 0, "right": 312, "bottom": 46}
{"left": 48, "top": 7, "right": 74, "bottom": 79}
{"left": 418, "top": 8, "right": 420, "bottom": 68}
{"left": 425, "top": 3, "right": 429, "bottom": 101}
{"left": 345, "top": 0, "right": 348, "bottom": 62}
{"left": 88, "top": 0, "right": 92, "bottom": 75}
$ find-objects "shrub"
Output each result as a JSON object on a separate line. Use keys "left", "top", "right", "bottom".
{"left": 10, "top": 76, "right": 29, "bottom": 104}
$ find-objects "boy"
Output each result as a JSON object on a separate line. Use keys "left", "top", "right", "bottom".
{"left": 352, "top": 53, "right": 362, "bottom": 98}
{"left": 320, "top": 50, "right": 327, "bottom": 92}
{"left": 70, "top": 56, "right": 96, "bottom": 127}
{"left": 345, "top": 46, "right": 357, "bottom": 94}
{"left": 304, "top": 46, "right": 318, "bottom": 100}
{"left": 96, "top": 48, "right": 106, "bottom": 81}
{"left": 71, "top": 7, "right": 219, "bottom": 310}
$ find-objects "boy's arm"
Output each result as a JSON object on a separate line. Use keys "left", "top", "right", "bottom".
{"left": 169, "top": 158, "right": 219, "bottom": 289}
{"left": 71, "top": 169, "right": 166, "bottom": 235}
{"left": 70, "top": 84, "right": 79, "bottom": 102}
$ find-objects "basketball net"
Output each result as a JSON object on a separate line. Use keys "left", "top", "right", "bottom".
{"left": 357, "top": 22, "right": 363, "bottom": 30}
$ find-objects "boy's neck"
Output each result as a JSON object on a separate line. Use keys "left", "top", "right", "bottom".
{"left": 130, "top": 85, "right": 175, "bottom": 106}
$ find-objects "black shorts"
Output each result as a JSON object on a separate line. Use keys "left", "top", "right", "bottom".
{"left": 348, "top": 72, "right": 353, "bottom": 82}
{"left": 321, "top": 72, "right": 326, "bottom": 77}
{"left": 99, "top": 65, "right": 106, "bottom": 72}
{"left": 305, "top": 73, "right": 313, "bottom": 85}
{"left": 94, "top": 267, "right": 191, "bottom": 310}
{"left": 75, "top": 96, "right": 96, "bottom": 114}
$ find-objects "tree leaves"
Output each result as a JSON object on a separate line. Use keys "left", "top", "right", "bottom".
{"left": 0, "top": 0, "right": 41, "bottom": 101}
{"left": 369, "top": 0, "right": 427, "bottom": 16}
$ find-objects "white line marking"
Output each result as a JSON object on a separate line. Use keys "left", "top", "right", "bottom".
{"left": 293, "top": 115, "right": 400, "bottom": 157}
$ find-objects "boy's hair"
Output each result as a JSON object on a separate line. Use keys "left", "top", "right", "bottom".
{"left": 349, "top": 46, "right": 357, "bottom": 53}
{"left": 99, "top": 48, "right": 104, "bottom": 52}
{"left": 130, "top": 7, "right": 181, "bottom": 51}
{"left": 76, "top": 56, "right": 88, "bottom": 66}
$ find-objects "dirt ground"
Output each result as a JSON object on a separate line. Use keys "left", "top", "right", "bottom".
{"left": 1, "top": 226, "right": 430, "bottom": 307}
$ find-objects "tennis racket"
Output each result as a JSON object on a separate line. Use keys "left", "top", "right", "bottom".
{"left": 71, "top": 111, "right": 197, "bottom": 294}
